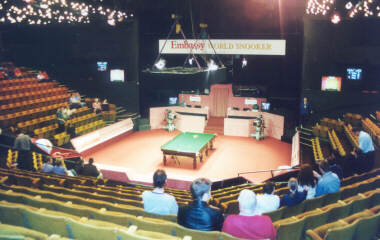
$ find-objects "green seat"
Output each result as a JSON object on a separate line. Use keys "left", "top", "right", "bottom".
{"left": 22, "top": 208, "right": 69, "bottom": 237}
{"left": 322, "top": 191, "right": 341, "bottom": 206}
{"left": 0, "top": 203, "right": 25, "bottom": 227}
{"left": 0, "top": 223, "right": 49, "bottom": 240}
{"left": 304, "top": 196, "right": 324, "bottom": 212}
{"left": 327, "top": 201, "right": 352, "bottom": 223}
{"left": 263, "top": 207, "right": 284, "bottom": 222}
{"left": 64, "top": 218, "right": 118, "bottom": 240}
{"left": 350, "top": 196, "right": 371, "bottom": 214}
{"left": 353, "top": 214, "right": 380, "bottom": 240}
{"left": 275, "top": 217, "right": 305, "bottom": 240}
{"left": 305, "top": 221, "right": 347, "bottom": 240}
{"left": 300, "top": 209, "right": 329, "bottom": 239}
{"left": 324, "top": 221, "right": 356, "bottom": 240}
{"left": 340, "top": 186, "right": 358, "bottom": 200}
{"left": 282, "top": 201, "right": 305, "bottom": 219}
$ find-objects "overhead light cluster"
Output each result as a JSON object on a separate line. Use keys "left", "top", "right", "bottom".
{"left": 0, "top": 0, "right": 133, "bottom": 25}
{"left": 306, "top": 0, "right": 380, "bottom": 19}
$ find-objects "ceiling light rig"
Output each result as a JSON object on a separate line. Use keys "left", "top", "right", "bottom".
{"left": 0, "top": 0, "right": 133, "bottom": 25}
{"left": 306, "top": 0, "right": 380, "bottom": 19}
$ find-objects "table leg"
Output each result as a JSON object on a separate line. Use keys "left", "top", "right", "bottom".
{"left": 163, "top": 154, "right": 167, "bottom": 166}
{"left": 205, "top": 147, "right": 208, "bottom": 156}
{"left": 193, "top": 156, "right": 196, "bottom": 169}
{"left": 200, "top": 153, "right": 203, "bottom": 162}
{"left": 210, "top": 140, "right": 214, "bottom": 150}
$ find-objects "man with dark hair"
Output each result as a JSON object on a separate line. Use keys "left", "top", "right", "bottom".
{"left": 351, "top": 127, "right": 375, "bottom": 174}
{"left": 177, "top": 178, "right": 224, "bottom": 231}
{"left": 82, "top": 158, "right": 101, "bottom": 178}
{"left": 255, "top": 181, "right": 280, "bottom": 214}
{"left": 13, "top": 128, "right": 32, "bottom": 170}
{"left": 142, "top": 169, "right": 178, "bottom": 215}
{"left": 280, "top": 178, "right": 307, "bottom": 207}
{"left": 315, "top": 160, "right": 340, "bottom": 197}
{"left": 42, "top": 157, "right": 54, "bottom": 173}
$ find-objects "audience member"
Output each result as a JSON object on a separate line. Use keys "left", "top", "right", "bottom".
{"left": 56, "top": 105, "right": 74, "bottom": 133}
{"left": 255, "top": 181, "right": 280, "bottom": 214}
{"left": 177, "top": 178, "right": 224, "bottom": 231}
{"left": 82, "top": 158, "right": 102, "bottom": 178}
{"left": 53, "top": 158, "right": 67, "bottom": 175}
{"left": 69, "top": 93, "right": 83, "bottom": 109}
{"left": 13, "top": 128, "right": 32, "bottom": 170}
{"left": 102, "top": 99, "right": 110, "bottom": 111}
{"left": 315, "top": 160, "right": 341, "bottom": 197}
{"left": 222, "top": 189, "right": 277, "bottom": 240}
{"left": 297, "top": 164, "right": 317, "bottom": 199}
{"left": 42, "top": 157, "right": 54, "bottom": 173}
{"left": 280, "top": 178, "right": 307, "bottom": 207}
{"left": 68, "top": 158, "right": 84, "bottom": 176}
{"left": 13, "top": 67, "right": 22, "bottom": 78}
{"left": 350, "top": 127, "right": 375, "bottom": 174}
{"left": 142, "top": 169, "right": 178, "bottom": 215}
{"left": 92, "top": 98, "right": 102, "bottom": 114}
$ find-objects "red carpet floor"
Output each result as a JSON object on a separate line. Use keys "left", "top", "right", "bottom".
{"left": 82, "top": 129, "right": 292, "bottom": 189}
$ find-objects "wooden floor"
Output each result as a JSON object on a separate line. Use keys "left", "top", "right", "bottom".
{"left": 82, "top": 129, "right": 292, "bottom": 189}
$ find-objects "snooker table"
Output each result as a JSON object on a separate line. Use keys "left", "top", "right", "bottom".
{"left": 161, "top": 132, "right": 216, "bottom": 169}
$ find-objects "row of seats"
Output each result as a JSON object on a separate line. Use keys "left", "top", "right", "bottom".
{"left": 66, "top": 112, "right": 99, "bottom": 128}
{"left": 0, "top": 82, "right": 57, "bottom": 95}
{"left": 328, "top": 129, "right": 346, "bottom": 156}
{"left": 362, "top": 118, "right": 380, "bottom": 145}
{"left": 74, "top": 120, "right": 106, "bottom": 136}
{"left": 0, "top": 103, "right": 66, "bottom": 128}
{"left": 274, "top": 189, "right": 380, "bottom": 240}
{"left": 344, "top": 125, "right": 360, "bottom": 149}
{"left": 311, "top": 137, "right": 324, "bottom": 161}
{"left": 53, "top": 132, "right": 71, "bottom": 146}
{"left": 0, "top": 93, "right": 69, "bottom": 114}
{"left": 320, "top": 117, "right": 345, "bottom": 132}
{"left": 17, "top": 114, "right": 56, "bottom": 133}
{"left": 0, "top": 77, "right": 38, "bottom": 88}
{"left": 344, "top": 113, "right": 363, "bottom": 127}
{"left": 0, "top": 87, "right": 68, "bottom": 104}
{"left": 34, "top": 124, "right": 59, "bottom": 139}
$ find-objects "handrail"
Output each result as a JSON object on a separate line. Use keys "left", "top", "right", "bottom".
{"left": 238, "top": 166, "right": 300, "bottom": 179}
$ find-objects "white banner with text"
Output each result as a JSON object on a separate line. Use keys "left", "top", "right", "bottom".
{"left": 159, "top": 39, "right": 286, "bottom": 55}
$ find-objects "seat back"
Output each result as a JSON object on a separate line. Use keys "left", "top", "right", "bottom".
{"left": 282, "top": 201, "right": 305, "bottom": 219}
{"left": 325, "top": 221, "right": 356, "bottom": 240}
{"left": 353, "top": 213, "right": 380, "bottom": 240}
{"left": 263, "top": 207, "right": 284, "bottom": 222}
{"left": 304, "top": 195, "right": 324, "bottom": 212}
{"left": 275, "top": 217, "right": 305, "bottom": 240}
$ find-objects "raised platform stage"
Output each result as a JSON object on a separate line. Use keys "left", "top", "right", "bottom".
{"left": 81, "top": 129, "right": 292, "bottom": 190}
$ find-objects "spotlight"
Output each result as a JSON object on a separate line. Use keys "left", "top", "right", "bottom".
{"left": 154, "top": 58, "right": 166, "bottom": 70}
{"left": 206, "top": 59, "right": 218, "bottom": 71}
{"left": 107, "top": 18, "right": 115, "bottom": 26}
{"left": 40, "top": 4, "right": 48, "bottom": 9}
{"left": 331, "top": 13, "right": 341, "bottom": 24}
{"left": 345, "top": 2, "right": 353, "bottom": 9}
{"left": 242, "top": 58, "right": 247, "bottom": 68}
{"left": 188, "top": 58, "right": 194, "bottom": 66}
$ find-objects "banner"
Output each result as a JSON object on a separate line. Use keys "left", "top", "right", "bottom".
{"left": 159, "top": 39, "right": 286, "bottom": 55}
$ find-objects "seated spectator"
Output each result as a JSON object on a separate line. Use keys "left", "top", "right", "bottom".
{"left": 222, "top": 189, "right": 276, "bottom": 240}
{"left": 57, "top": 105, "right": 75, "bottom": 133}
{"left": 280, "top": 178, "right": 307, "bottom": 207}
{"left": 315, "top": 160, "right": 341, "bottom": 197}
{"left": 177, "top": 178, "right": 224, "bottom": 231}
{"left": 37, "top": 71, "right": 45, "bottom": 81}
{"left": 142, "top": 169, "right": 178, "bottom": 215}
{"left": 297, "top": 164, "right": 317, "bottom": 199}
{"left": 255, "top": 181, "right": 280, "bottom": 214}
{"left": 82, "top": 158, "right": 102, "bottom": 178}
{"left": 53, "top": 158, "right": 67, "bottom": 175}
{"left": 13, "top": 67, "right": 22, "bottom": 78}
{"left": 42, "top": 157, "right": 54, "bottom": 173}
{"left": 68, "top": 158, "right": 84, "bottom": 176}
{"left": 69, "top": 93, "right": 83, "bottom": 109}
{"left": 92, "top": 98, "right": 102, "bottom": 114}
{"left": 101, "top": 99, "right": 110, "bottom": 111}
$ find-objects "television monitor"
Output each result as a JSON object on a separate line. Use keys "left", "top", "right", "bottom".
{"left": 97, "top": 62, "right": 107, "bottom": 71}
{"left": 261, "top": 102, "right": 270, "bottom": 111}
{"left": 321, "top": 76, "right": 342, "bottom": 91}
{"left": 347, "top": 68, "right": 362, "bottom": 80}
{"left": 110, "top": 69, "right": 125, "bottom": 82}
{"left": 169, "top": 97, "right": 178, "bottom": 106}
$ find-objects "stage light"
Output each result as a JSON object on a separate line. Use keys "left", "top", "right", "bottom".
{"left": 331, "top": 13, "right": 341, "bottom": 24}
{"left": 206, "top": 59, "right": 218, "bottom": 71}
{"left": 154, "top": 58, "right": 166, "bottom": 70}
{"left": 242, "top": 58, "right": 247, "bottom": 68}
{"left": 188, "top": 58, "right": 194, "bottom": 66}
{"left": 345, "top": 2, "right": 353, "bottom": 9}
{"left": 107, "top": 18, "right": 115, "bottom": 26}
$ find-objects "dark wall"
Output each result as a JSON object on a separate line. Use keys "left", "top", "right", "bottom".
{"left": 302, "top": 18, "right": 380, "bottom": 115}
{"left": 0, "top": 20, "right": 140, "bottom": 113}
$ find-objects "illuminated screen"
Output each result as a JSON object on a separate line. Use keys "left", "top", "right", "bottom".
{"left": 321, "top": 76, "right": 342, "bottom": 91}
{"left": 261, "top": 102, "right": 270, "bottom": 111}
{"left": 169, "top": 97, "right": 178, "bottom": 105}
{"left": 97, "top": 62, "right": 107, "bottom": 71}
{"left": 347, "top": 68, "right": 362, "bottom": 80}
{"left": 110, "top": 69, "right": 125, "bottom": 82}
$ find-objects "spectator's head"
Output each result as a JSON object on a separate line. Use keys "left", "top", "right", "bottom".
{"left": 44, "top": 157, "right": 52, "bottom": 164}
{"left": 88, "top": 158, "right": 94, "bottom": 165}
{"left": 14, "top": 128, "right": 21, "bottom": 135}
{"left": 352, "top": 127, "right": 361, "bottom": 137}
{"left": 319, "top": 160, "right": 330, "bottom": 174}
{"left": 298, "top": 164, "right": 316, "bottom": 187}
{"left": 94, "top": 98, "right": 99, "bottom": 102}
{"left": 288, "top": 178, "right": 298, "bottom": 193}
{"left": 190, "top": 178, "right": 212, "bottom": 201}
{"left": 153, "top": 169, "right": 167, "bottom": 189}
{"left": 303, "top": 97, "right": 307, "bottom": 103}
{"left": 263, "top": 181, "right": 275, "bottom": 195}
{"left": 238, "top": 189, "right": 257, "bottom": 216}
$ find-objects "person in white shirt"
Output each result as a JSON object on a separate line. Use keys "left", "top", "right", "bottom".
{"left": 142, "top": 169, "right": 178, "bottom": 215}
{"left": 255, "top": 182, "right": 280, "bottom": 215}
{"left": 297, "top": 164, "right": 317, "bottom": 199}
{"left": 351, "top": 127, "right": 375, "bottom": 174}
